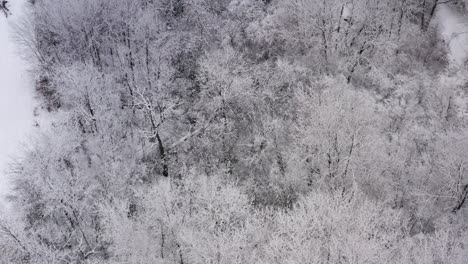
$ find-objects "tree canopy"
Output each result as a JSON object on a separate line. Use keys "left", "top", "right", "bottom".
{"left": 1, "top": 0, "right": 468, "bottom": 263}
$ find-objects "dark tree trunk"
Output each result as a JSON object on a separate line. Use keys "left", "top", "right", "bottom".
{"left": 453, "top": 185, "right": 468, "bottom": 213}
{"left": 156, "top": 132, "right": 169, "bottom": 177}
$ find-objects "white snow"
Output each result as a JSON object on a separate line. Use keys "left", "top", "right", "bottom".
{"left": 342, "top": 3, "right": 353, "bottom": 21}
{"left": 0, "top": 0, "right": 34, "bottom": 211}
{"left": 436, "top": 4, "right": 468, "bottom": 67}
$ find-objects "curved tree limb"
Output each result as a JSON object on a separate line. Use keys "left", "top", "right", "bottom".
{"left": 1, "top": 1, "right": 10, "bottom": 17}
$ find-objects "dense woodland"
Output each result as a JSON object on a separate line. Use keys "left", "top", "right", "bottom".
{"left": 1, "top": 0, "right": 468, "bottom": 263}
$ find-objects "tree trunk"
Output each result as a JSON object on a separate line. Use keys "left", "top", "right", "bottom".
{"left": 453, "top": 184, "right": 468, "bottom": 213}
{"left": 397, "top": 0, "right": 407, "bottom": 40}
{"left": 156, "top": 132, "right": 169, "bottom": 177}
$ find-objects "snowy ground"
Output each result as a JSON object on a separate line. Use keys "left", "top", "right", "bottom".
{"left": 0, "top": 0, "right": 34, "bottom": 211}
{"left": 436, "top": 4, "right": 468, "bottom": 67}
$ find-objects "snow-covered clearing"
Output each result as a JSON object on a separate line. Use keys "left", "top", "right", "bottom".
{"left": 0, "top": 0, "right": 34, "bottom": 211}
{"left": 436, "top": 4, "right": 468, "bottom": 67}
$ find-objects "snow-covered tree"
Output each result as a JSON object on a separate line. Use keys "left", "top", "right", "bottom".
{"left": 3, "top": 0, "right": 468, "bottom": 263}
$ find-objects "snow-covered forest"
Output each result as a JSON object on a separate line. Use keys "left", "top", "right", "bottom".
{"left": 1, "top": 0, "right": 468, "bottom": 263}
